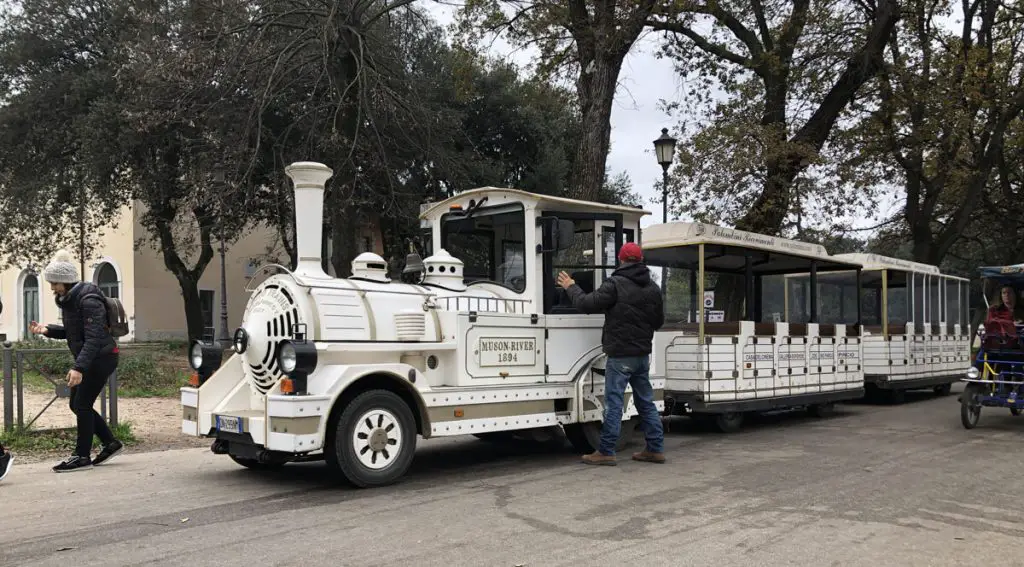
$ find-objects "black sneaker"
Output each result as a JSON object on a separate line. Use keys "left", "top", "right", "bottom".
{"left": 93, "top": 440, "right": 124, "bottom": 466}
{"left": 0, "top": 450, "right": 12, "bottom": 482}
{"left": 52, "top": 455, "right": 92, "bottom": 473}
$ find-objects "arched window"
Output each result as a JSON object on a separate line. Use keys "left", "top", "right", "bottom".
{"left": 95, "top": 262, "right": 119, "bottom": 299}
{"left": 21, "top": 273, "right": 39, "bottom": 340}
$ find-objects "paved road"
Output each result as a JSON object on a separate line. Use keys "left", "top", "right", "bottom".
{"left": 3, "top": 386, "right": 1023, "bottom": 567}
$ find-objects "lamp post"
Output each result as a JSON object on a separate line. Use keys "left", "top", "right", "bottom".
{"left": 653, "top": 127, "right": 677, "bottom": 223}
{"left": 213, "top": 168, "right": 230, "bottom": 349}
{"left": 653, "top": 128, "right": 677, "bottom": 309}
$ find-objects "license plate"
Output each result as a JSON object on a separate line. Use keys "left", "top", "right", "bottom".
{"left": 216, "top": 415, "right": 243, "bottom": 433}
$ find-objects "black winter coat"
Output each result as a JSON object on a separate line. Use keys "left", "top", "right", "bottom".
{"left": 45, "top": 281, "right": 117, "bottom": 373}
{"left": 565, "top": 262, "right": 664, "bottom": 358}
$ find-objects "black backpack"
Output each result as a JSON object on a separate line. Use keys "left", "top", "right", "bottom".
{"left": 81, "top": 291, "right": 130, "bottom": 338}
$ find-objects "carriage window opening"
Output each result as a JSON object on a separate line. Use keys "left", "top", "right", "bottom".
{"left": 913, "top": 273, "right": 926, "bottom": 332}
{"left": 440, "top": 205, "right": 526, "bottom": 292}
{"left": 946, "top": 277, "right": 961, "bottom": 333}
{"left": 960, "top": 283, "right": 969, "bottom": 335}
{"left": 886, "top": 271, "right": 910, "bottom": 329}
{"left": 859, "top": 270, "right": 883, "bottom": 326}
{"left": 644, "top": 245, "right": 860, "bottom": 326}
{"left": 929, "top": 274, "right": 942, "bottom": 330}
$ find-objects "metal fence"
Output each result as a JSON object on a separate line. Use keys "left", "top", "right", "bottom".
{"left": 2, "top": 342, "right": 118, "bottom": 433}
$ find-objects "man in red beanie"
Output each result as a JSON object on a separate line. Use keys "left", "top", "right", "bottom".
{"left": 557, "top": 241, "right": 665, "bottom": 465}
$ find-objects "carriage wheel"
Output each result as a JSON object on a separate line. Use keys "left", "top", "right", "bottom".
{"left": 714, "top": 412, "right": 744, "bottom": 433}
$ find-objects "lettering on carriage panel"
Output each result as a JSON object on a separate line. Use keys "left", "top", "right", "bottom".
{"left": 477, "top": 337, "right": 538, "bottom": 367}
{"left": 743, "top": 353, "right": 774, "bottom": 362}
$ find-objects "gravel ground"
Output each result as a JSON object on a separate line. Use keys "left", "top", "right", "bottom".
{"left": 0, "top": 384, "right": 206, "bottom": 463}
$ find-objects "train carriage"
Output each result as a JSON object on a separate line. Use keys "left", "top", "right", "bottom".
{"left": 830, "top": 253, "right": 971, "bottom": 401}
{"left": 642, "top": 222, "right": 866, "bottom": 433}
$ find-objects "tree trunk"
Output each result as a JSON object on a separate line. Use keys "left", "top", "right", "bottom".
{"left": 568, "top": 56, "right": 624, "bottom": 202}
{"left": 152, "top": 211, "right": 215, "bottom": 342}
{"left": 177, "top": 274, "right": 207, "bottom": 341}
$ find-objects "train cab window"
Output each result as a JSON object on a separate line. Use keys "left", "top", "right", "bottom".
{"left": 544, "top": 214, "right": 631, "bottom": 314}
{"left": 440, "top": 204, "right": 526, "bottom": 292}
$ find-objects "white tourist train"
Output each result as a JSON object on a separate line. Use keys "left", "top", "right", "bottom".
{"left": 180, "top": 161, "right": 660, "bottom": 487}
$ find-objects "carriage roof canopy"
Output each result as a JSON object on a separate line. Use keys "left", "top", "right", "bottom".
{"left": 641, "top": 221, "right": 860, "bottom": 275}
{"left": 978, "top": 264, "right": 1024, "bottom": 285}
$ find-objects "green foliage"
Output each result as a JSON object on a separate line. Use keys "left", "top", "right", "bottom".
{"left": 0, "top": 421, "right": 137, "bottom": 455}
{"left": 8, "top": 341, "right": 190, "bottom": 398}
{"left": 651, "top": 0, "right": 899, "bottom": 235}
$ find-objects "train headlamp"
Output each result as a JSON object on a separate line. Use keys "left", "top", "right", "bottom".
{"left": 233, "top": 327, "right": 249, "bottom": 354}
{"left": 276, "top": 338, "right": 317, "bottom": 395}
{"left": 188, "top": 339, "right": 224, "bottom": 386}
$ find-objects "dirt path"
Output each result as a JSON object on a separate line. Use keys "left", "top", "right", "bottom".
{"left": 1, "top": 384, "right": 207, "bottom": 463}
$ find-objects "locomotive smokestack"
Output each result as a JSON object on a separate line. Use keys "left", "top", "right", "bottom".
{"left": 285, "top": 161, "right": 334, "bottom": 278}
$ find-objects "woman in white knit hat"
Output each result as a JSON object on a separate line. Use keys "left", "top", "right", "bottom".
{"left": 28, "top": 250, "right": 124, "bottom": 472}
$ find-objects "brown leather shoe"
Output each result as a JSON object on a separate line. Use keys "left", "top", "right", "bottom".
{"left": 631, "top": 450, "right": 666, "bottom": 464}
{"left": 581, "top": 451, "right": 617, "bottom": 466}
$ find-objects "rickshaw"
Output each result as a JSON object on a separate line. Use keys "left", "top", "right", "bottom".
{"left": 960, "top": 263, "right": 1024, "bottom": 429}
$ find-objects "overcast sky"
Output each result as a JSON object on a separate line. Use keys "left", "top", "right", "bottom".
{"left": 425, "top": 3, "right": 901, "bottom": 233}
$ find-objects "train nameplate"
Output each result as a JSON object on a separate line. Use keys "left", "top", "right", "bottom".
{"left": 477, "top": 337, "right": 537, "bottom": 367}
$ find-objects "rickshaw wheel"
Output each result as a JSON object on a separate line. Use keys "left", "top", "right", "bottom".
{"left": 960, "top": 384, "right": 982, "bottom": 429}
{"left": 1011, "top": 408, "right": 1021, "bottom": 417}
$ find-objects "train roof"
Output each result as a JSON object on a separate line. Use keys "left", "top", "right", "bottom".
{"left": 831, "top": 253, "right": 954, "bottom": 277}
{"left": 419, "top": 187, "right": 651, "bottom": 220}
{"left": 643, "top": 221, "right": 848, "bottom": 263}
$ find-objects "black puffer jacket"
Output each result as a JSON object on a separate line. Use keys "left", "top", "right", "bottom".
{"left": 565, "top": 262, "right": 664, "bottom": 357}
{"left": 45, "top": 281, "right": 117, "bottom": 373}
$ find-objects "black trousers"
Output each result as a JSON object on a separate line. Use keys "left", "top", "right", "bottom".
{"left": 69, "top": 353, "right": 118, "bottom": 457}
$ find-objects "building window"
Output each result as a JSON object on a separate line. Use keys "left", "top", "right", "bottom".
{"left": 95, "top": 262, "right": 120, "bottom": 299}
{"left": 21, "top": 273, "right": 39, "bottom": 340}
{"left": 200, "top": 290, "right": 215, "bottom": 340}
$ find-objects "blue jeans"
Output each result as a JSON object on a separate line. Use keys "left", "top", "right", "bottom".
{"left": 600, "top": 355, "right": 664, "bottom": 455}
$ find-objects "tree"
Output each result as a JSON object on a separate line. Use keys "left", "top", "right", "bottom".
{"left": 455, "top": 0, "right": 661, "bottom": 202}
{"left": 856, "top": 0, "right": 1024, "bottom": 265}
{"left": 650, "top": 0, "right": 900, "bottom": 236}
{"left": 0, "top": 0, "right": 131, "bottom": 268}
{"left": 0, "top": 0, "right": 262, "bottom": 340}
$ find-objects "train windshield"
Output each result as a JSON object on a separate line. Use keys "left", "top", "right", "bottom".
{"left": 439, "top": 203, "right": 527, "bottom": 292}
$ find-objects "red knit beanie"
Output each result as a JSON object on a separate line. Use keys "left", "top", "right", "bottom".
{"left": 618, "top": 242, "right": 643, "bottom": 263}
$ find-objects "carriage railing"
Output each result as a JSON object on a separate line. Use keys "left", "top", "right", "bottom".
{"left": 434, "top": 295, "right": 532, "bottom": 315}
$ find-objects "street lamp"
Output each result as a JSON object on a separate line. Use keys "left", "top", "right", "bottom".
{"left": 653, "top": 127, "right": 677, "bottom": 224}
{"left": 213, "top": 168, "right": 230, "bottom": 349}
{"left": 653, "top": 128, "right": 677, "bottom": 310}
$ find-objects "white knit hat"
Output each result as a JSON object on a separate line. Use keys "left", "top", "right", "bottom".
{"left": 43, "top": 250, "right": 79, "bottom": 284}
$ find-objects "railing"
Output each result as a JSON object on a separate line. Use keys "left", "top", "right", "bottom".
{"left": 2, "top": 342, "right": 118, "bottom": 433}
{"left": 434, "top": 295, "right": 532, "bottom": 314}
